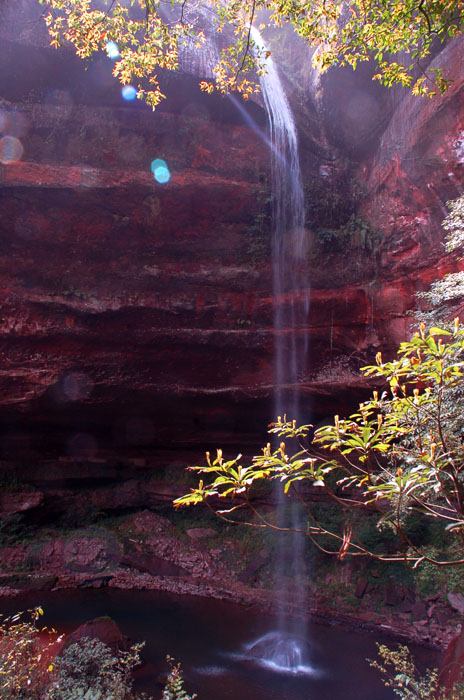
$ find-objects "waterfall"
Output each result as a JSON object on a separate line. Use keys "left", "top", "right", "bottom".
{"left": 247, "top": 28, "right": 310, "bottom": 673}
{"left": 250, "top": 28, "right": 308, "bottom": 418}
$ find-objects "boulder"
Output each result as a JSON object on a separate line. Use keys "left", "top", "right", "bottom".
{"left": 354, "top": 576, "right": 368, "bottom": 599}
{"left": 384, "top": 581, "right": 403, "bottom": 607}
{"left": 0, "top": 491, "right": 44, "bottom": 516}
{"left": 238, "top": 554, "right": 269, "bottom": 584}
{"left": 411, "top": 601, "right": 428, "bottom": 621}
{"left": 77, "top": 575, "right": 113, "bottom": 589}
{"left": 63, "top": 531, "right": 121, "bottom": 574}
{"left": 129, "top": 510, "right": 175, "bottom": 537}
{"left": 120, "top": 551, "right": 189, "bottom": 577}
{"left": 186, "top": 527, "right": 216, "bottom": 539}
{"left": 438, "top": 630, "right": 464, "bottom": 697}
{"left": 0, "top": 573, "right": 57, "bottom": 591}
{"left": 448, "top": 592, "right": 464, "bottom": 616}
{"left": 398, "top": 599, "right": 414, "bottom": 614}
{"left": 433, "top": 607, "right": 452, "bottom": 627}
{"left": 64, "top": 616, "right": 128, "bottom": 651}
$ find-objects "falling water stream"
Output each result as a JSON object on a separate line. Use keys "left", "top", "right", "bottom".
{"left": 247, "top": 28, "right": 311, "bottom": 673}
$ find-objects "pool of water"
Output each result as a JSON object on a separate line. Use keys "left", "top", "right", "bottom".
{"left": 0, "top": 588, "right": 439, "bottom": 700}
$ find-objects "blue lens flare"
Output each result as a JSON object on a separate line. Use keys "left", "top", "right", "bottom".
{"left": 151, "top": 158, "right": 171, "bottom": 183}
{"left": 154, "top": 167, "right": 170, "bottom": 183}
{"left": 0, "top": 135, "right": 23, "bottom": 164}
{"left": 150, "top": 158, "right": 167, "bottom": 173}
{"left": 121, "top": 85, "right": 137, "bottom": 101}
{"left": 106, "top": 41, "right": 120, "bottom": 59}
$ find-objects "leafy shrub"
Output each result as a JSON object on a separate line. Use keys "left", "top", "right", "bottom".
{"left": 313, "top": 215, "right": 379, "bottom": 254}
{"left": 0, "top": 513, "right": 36, "bottom": 546}
{"left": 369, "top": 644, "right": 464, "bottom": 700}
{"left": 48, "top": 637, "right": 144, "bottom": 700}
{"left": 0, "top": 608, "right": 198, "bottom": 700}
{"left": 0, "top": 607, "right": 60, "bottom": 699}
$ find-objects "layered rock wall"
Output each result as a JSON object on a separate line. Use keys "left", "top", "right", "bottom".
{"left": 0, "top": 1, "right": 463, "bottom": 472}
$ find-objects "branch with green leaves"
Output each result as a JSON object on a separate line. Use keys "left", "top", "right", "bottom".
{"left": 38, "top": 0, "right": 463, "bottom": 110}
{"left": 175, "top": 320, "right": 464, "bottom": 567}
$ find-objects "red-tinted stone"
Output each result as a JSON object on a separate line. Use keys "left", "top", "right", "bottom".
{"left": 0, "top": 4, "right": 463, "bottom": 473}
{"left": 438, "top": 630, "right": 464, "bottom": 697}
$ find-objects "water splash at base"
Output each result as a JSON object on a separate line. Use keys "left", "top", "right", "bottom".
{"left": 245, "top": 632, "right": 314, "bottom": 675}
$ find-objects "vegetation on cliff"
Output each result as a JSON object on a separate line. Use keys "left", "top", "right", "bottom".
{"left": 417, "top": 196, "right": 464, "bottom": 322}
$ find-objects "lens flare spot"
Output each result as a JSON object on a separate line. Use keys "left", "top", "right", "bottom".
{"left": 0, "top": 135, "right": 23, "bottom": 164}
{"left": 106, "top": 41, "right": 120, "bottom": 59}
{"left": 151, "top": 158, "right": 170, "bottom": 184}
{"left": 121, "top": 85, "right": 137, "bottom": 101}
{"left": 150, "top": 158, "right": 167, "bottom": 173}
{"left": 154, "top": 166, "right": 170, "bottom": 183}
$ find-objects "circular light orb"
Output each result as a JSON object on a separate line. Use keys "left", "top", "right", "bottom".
{"left": 121, "top": 85, "right": 137, "bottom": 101}
{"left": 106, "top": 41, "right": 120, "bottom": 60}
{"left": 151, "top": 158, "right": 170, "bottom": 184}
{"left": 154, "top": 166, "right": 170, "bottom": 184}
{"left": 0, "top": 135, "right": 23, "bottom": 164}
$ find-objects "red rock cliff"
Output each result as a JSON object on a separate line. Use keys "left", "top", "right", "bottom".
{"left": 0, "top": 1, "right": 462, "bottom": 471}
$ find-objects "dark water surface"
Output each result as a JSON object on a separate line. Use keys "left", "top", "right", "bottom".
{"left": 0, "top": 588, "right": 440, "bottom": 699}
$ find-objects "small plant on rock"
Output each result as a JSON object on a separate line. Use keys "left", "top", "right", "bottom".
{"left": 162, "top": 656, "right": 197, "bottom": 700}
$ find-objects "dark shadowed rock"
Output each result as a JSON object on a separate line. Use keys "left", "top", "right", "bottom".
{"left": 238, "top": 553, "right": 269, "bottom": 584}
{"left": 64, "top": 616, "right": 128, "bottom": 651}
{"left": 186, "top": 527, "right": 216, "bottom": 539}
{"left": 411, "top": 602, "right": 428, "bottom": 621}
{"left": 0, "top": 573, "right": 57, "bottom": 590}
{"left": 398, "top": 599, "right": 414, "bottom": 614}
{"left": 0, "top": 491, "right": 44, "bottom": 515}
{"left": 438, "top": 630, "right": 464, "bottom": 696}
{"left": 354, "top": 577, "right": 368, "bottom": 599}
{"left": 78, "top": 574, "right": 113, "bottom": 588}
{"left": 433, "top": 607, "right": 452, "bottom": 627}
{"left": 384, "top": 581, "right": 403, "bottom": 607}
{"left": 448, "top": 593, "right": 464, "bottom": 616}
{"left": 63, "top": 531, "right": 121, "bottom": 574}
{"left": 120, "top": 551, "right": 189, "bottom": 577}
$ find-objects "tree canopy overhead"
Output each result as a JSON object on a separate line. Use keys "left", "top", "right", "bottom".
{"left": 39, "top": 0, "right": 464, "bottom": 109}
